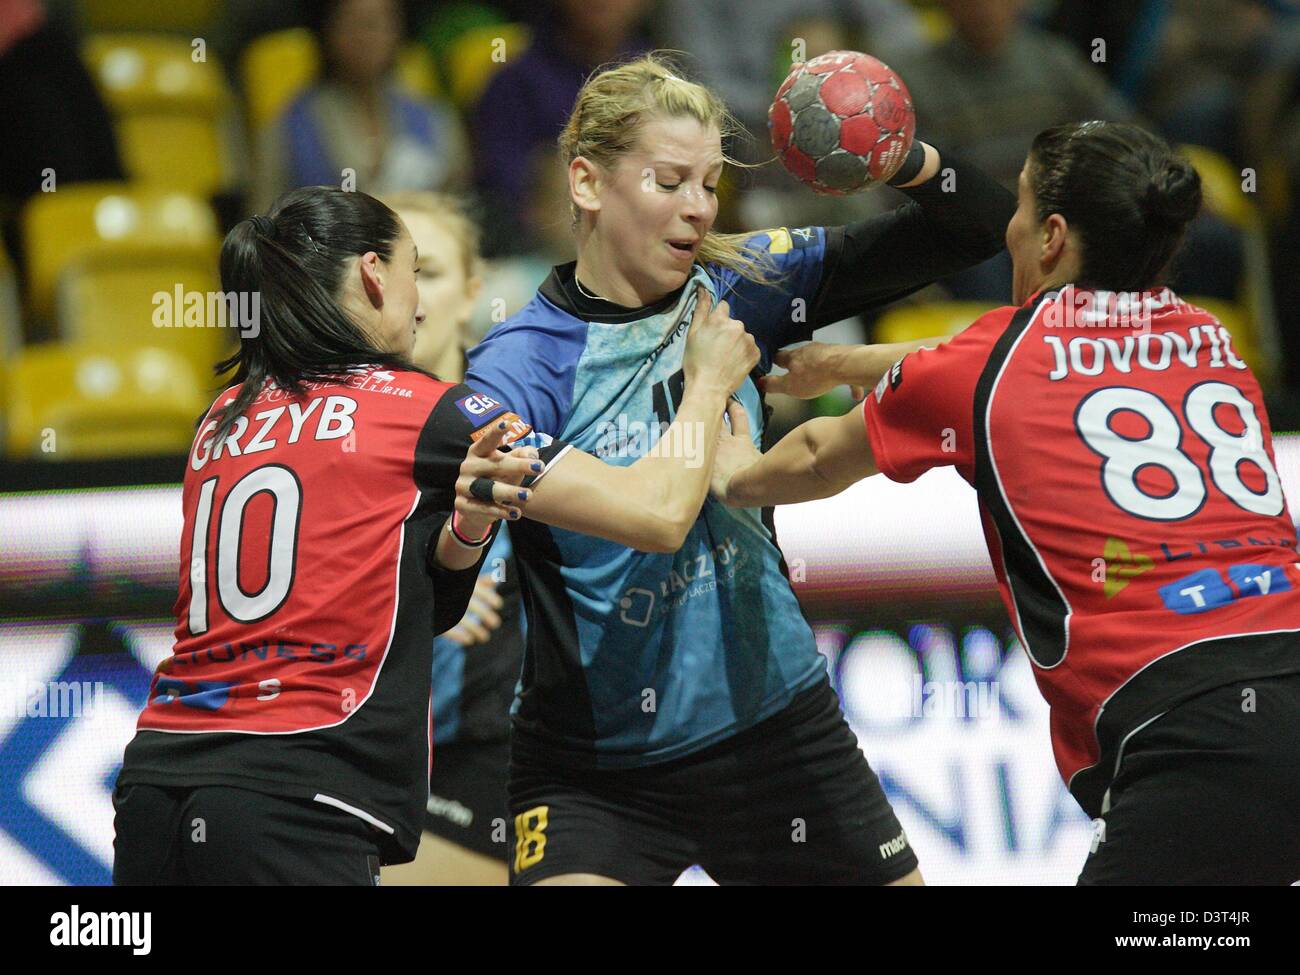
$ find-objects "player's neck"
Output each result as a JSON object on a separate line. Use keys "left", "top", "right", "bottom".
{"left": 574, "top": 242, "right": 664, "bottom": 309}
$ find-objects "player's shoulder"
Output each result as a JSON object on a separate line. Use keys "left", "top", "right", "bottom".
{"left": 932, "top": 300, "right": 1025, "bottom": 356}
{"left": 739, "top": 225, "right": 824, "bottom": 254}
{"left": 468, "top": 285, "right": 592, "bottom": 386}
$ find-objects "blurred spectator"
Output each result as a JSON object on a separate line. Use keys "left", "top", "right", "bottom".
{"left": 0, "top": 0, "right": 124, "bottom": 263}
{"left": 1045, "top": 0, "right": 1155, "bottom": 96}
{"left": 0, "top": 0, "right": 124, "bottom": 338}
{"left": 1134, "top": 0, "right": 1276, "bottom": 162}
{"left": 471, "top": 0, "right": 652, "bottom": 256}
{"left": 469, "top": 145, "right": 575, "bottom": 344}
{"left": 1246, "top": 16, "right": 1300, "bottom": 403}
{"left": 655, "top": 0, "right": 926, "bottom": 142}
{"left": 890, "top": 0, "right": 1137, "bottom": 192}
{"left": 254, "top": 0, "right": 469, "bottom": 210}
{"left": 885, "top": 0, "right": 1243, "bottom": 304}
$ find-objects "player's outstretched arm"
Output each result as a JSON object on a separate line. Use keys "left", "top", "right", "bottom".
{"left": 525, "top": 288, "right": 759, "bottom": 552}
{"left": 765, "top": 337, "right": 948, "bottom": 400}
{"left": 712, "top": 401, "right": 877, "bottom": 509}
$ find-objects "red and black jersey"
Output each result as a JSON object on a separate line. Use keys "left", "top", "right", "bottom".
{"left": 117, "top": 367, "right": 562, "bottom": 861}
{"left": 864, "top": 287, "right": 1300, "bottom": 817}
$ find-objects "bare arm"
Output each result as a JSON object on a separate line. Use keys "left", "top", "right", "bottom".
{"left": 713, "top": 402, "right": 878, "bottom": 509}
{"left": 525, "top": 383, "right": 733, "bottom": 552}
{"left": 764, "top": 336, "right": 949, "bottom": 400}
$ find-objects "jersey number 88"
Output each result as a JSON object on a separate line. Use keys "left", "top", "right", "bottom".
{"left": 1074, "top": 381, "right": 1285, "bottom": 522}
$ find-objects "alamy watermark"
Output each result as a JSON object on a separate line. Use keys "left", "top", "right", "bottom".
{"left": 1038, "top": 285, "right": 1201, "bottom": 333}
{"left": 912, "top": 676, "right": 1001, "bottom": 719}
{"left": 152, "top": 287, "right": 261, "bottom": 337}
{"left": 593, "top": 414, "right": 708, "bottom": 467}
{"left": 0, "top": 680, "right": 106, "bottom": 719}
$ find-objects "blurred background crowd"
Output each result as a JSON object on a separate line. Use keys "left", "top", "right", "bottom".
{"left": 0, "top": 0, "right": 1297, "bottom": 459}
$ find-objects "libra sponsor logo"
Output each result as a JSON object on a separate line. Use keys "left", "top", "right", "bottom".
{"left": 1101, "top": 537, "right": 1153, "bottom": 598}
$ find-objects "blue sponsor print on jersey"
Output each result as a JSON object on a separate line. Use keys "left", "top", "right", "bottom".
{"left": 1159, "top": 568, "right": 1234, "bottom": 614}
{"left": 1227, "top": 563, "right": 1292, "bottom": 599}
{"left": 151, "top": 678, "right": 236, "bottom": 710}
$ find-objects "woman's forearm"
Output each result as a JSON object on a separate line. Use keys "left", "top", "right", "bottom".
{"left": 631, "top": 382, "right": 732, "bottom": 533}
{"left": 726, "top": 409, "right": 878, "bottom": 509}
{"left": 823, "top": 338, "right": 950, "bottom": 390}
{"left": 525, "top": 381, "right": 732, "bottom": 552}
{"left": 727, "top": 417, "right": 838, "bottom": 509}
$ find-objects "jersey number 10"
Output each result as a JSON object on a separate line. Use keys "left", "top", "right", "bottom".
{"left": 187, "top": 465, "right": 303, "bottom": 635}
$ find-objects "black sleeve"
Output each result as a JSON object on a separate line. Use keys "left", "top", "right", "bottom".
{"left": 809, "top": 150, "right": 1017, "bottom": 328}
{"left": 412, "top": 384, "right": 503, "bottom": 635}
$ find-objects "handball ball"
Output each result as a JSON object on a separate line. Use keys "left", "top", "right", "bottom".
{"left": 769, "top": 51, "right": 916, "bottom": 195}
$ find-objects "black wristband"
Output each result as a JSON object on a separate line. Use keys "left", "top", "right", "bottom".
{"left": 886, "top": 139, "right": 927, "bottom": 187}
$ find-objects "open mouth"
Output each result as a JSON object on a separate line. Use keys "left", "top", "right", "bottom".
{"left": 667, "top": 239, "right": 698, "bottom": 258}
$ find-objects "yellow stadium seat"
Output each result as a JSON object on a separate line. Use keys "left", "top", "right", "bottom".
{"left": 56, "top": 247, "right": 233, "bottom": 382}
{"left": 874, "top": 301, "right": 998, "bottom": 344}
{"left": 116, "top": 113, "right": 229, "bottom": 197}
{"left": 446, "top": 23, "right": 529, "bottom": 111}
{"left": 397, "top": 42, "right": 444, "bottom": 100}
{"left": 241, "top": 29, "right": 321, "bottom": 133}
{"left": 242, "top": 31, "right": 444, "bottom": 132}
{"left": 5, "top": 342, "right": 209, "bottom": 458}
{"left": 79, "top": 0, "right": 220, "bottom": 34}
{"left": 913, "top": 7, "right": 954, "bottom": 45}
{"left": 22, "top": 183, "right": 219, "bottom": 321}
{"left": 83, "top": 34, "right": 233, "bottom": 196}
{"left": 84, "top": 34, "right": 227, "bottom": 113}
{"left": 1180, "top": 145, "right": 1255, "bottom": 231}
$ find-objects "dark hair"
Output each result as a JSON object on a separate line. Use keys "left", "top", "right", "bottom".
{"left": 211, "top": 186, "right": 420, "bottom": 442}
{"left": 1028, "top": 121, "right": 1202, "bottom": 292}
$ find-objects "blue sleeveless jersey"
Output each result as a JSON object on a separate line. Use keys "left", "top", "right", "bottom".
{"left": 466, "top": 227, "right": 833, "bottom": 768}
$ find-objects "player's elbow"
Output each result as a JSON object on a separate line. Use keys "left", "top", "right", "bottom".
{"left": 640, "top": 509, "right": 694, "bottom": 553}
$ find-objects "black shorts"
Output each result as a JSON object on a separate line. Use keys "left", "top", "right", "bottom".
{"left": 423, "top": 738, "right": 511, "bottom": 861}
{"left": 113, "top": 784, "right": 386, "bottom": 885}
{"left": 507, "top": 678, "right": 918, "bottom": 885}
{"left": 1078, "top": 673, "right": 1300, "bottom": 885}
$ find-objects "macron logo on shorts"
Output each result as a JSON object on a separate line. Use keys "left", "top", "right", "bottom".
{"left": 878, "top": 830, "right": 909, "bottom": 860}
{"left": 456, "top": 393, "right": 506, "bottom": 423}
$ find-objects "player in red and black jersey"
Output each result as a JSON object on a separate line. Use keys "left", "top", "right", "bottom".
{"left": 714, "top": 122, "right": 1300, "bottom": 884}
{"left": 112, "top": 186, "right": 761, "bottom": 885}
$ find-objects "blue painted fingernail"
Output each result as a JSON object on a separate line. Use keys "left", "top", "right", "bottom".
{"left": 518, "top": 490, "right": 528, "bottom": 500}
{"left": 498, "top": 421, "right": 506, "bottom": 430}
{"left": 509, "top": 509, "right": 520, "bottom": 519}
{"left": 531, "top": 462, "right": 542, "bottom": 472}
